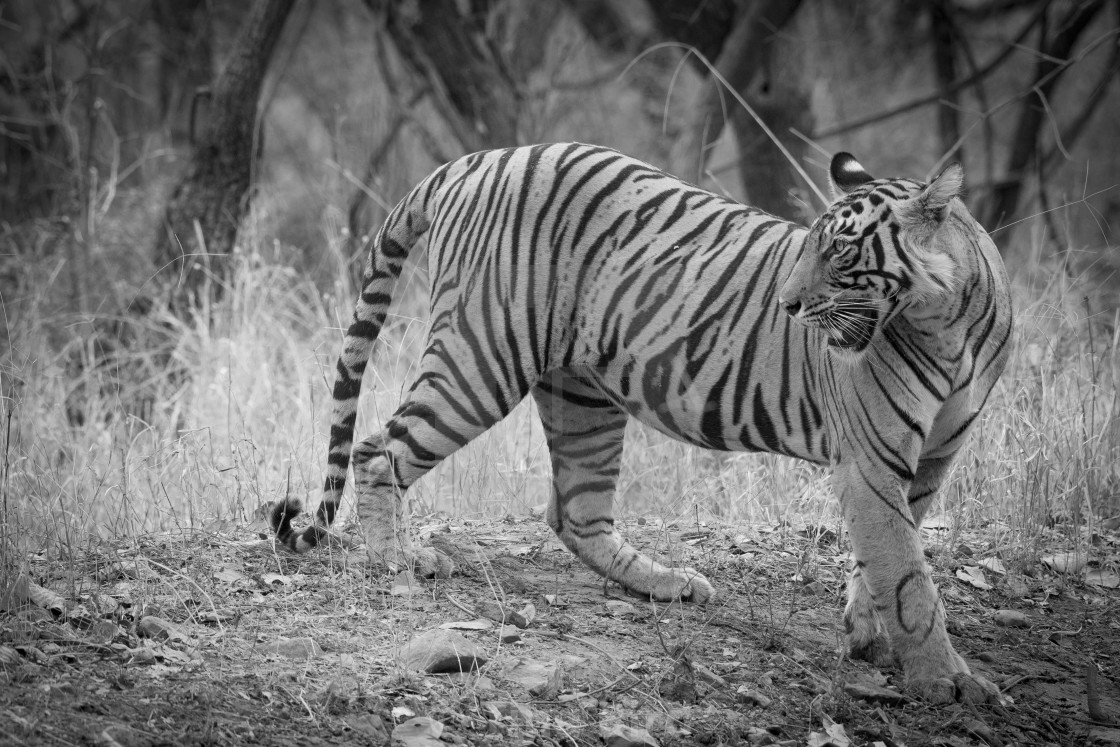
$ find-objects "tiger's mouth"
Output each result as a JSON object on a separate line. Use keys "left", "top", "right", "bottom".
{"left": 825, "top": 306, "right": 878, "bottom": 351}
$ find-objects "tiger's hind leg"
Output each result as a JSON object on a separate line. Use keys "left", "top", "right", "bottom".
{"left": 532, "top": 369, "right": 714, "bottom": 602}
{"left": 352, "top": 352, "right": 519, "bottom": 578}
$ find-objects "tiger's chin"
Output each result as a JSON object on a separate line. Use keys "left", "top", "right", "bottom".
{"left": 824, "top": 307, "right": 879, "bottom": 353}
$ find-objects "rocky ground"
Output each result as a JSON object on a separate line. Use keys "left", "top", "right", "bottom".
{"left": 1, "top": 513, "right": 1118, "bottom": 746}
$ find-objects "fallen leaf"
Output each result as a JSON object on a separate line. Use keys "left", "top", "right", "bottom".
{"left": 390, "top": 571, "right": 417, "bottom": 597}
{"left": 808, "top": 714, "right": 850, "bottom": 747}
{"left": 600, "top": 723, "right": 660, "bottom": 747}
{"left": 214, "top": 568, "right": 249, "bottom": 584}
{"left": 956, "top": 566, "right": 992, "bottom": 590}
{"left": 392, "top": 716, "right": 444, "bottom": 747}
{"left": 1085, "top": 569, "right": 1119, "bottom": 588}
{"left": 1041, "top": 552, "right": 1087, "bottom": 574}
{"left": 439, "top": 619, "right": 493, "bottom": 631}
{"left": 978, "top": 557, "right": 1006, "bottom": 575}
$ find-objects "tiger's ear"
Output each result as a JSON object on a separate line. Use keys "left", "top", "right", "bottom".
{"left": 897, "top": 163, "right": 964, "bottom": 236}
{"left": 829, "top": 152, "right": 874, "bottom": 198}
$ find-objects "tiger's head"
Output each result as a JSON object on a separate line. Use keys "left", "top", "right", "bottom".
{"left": 778, "top": 153, "right": 965, "bottom": 354}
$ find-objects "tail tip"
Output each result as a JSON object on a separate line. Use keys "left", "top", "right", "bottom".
{"left": 270, "top": 498, "right": 303, "bottom": 535}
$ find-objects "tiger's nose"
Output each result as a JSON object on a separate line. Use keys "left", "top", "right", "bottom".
{"left": 781, "top": 298, "right": 801, "bottom": 317}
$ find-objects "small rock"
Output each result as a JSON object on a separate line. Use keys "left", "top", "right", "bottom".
{"left": 1088, "top": 725, "right": 1120, "bottom": 746}
{"left": 259, "top": 637, "right": 323, "bottom": 659}
{"left": 801, "top": 581, "right": 826, "bottom": 596}
{"left": 490, "top": 700, "right": 535, "bottom": 724}
{"left": 735, "top": 687, "right": 771, "bottom": 708}
{"left": 744, "top": 726, "right": 780, "bottom": 745}
{"left": 694, "top": 663, "right": 726, "bottom": 687}
{"left": 842, "top": 680, "right": 909, "bottom": 706}
{"left": 86, "top": 620, "right": 120, "bottom": 645}
{"left": 992, "top": 609, "right": 1030, "bottom": 628}
{"left": 498, "top": 625, "right": 521, "bottom": 643}
{"left": 517, "top": 603, "right": 536, "bottom": 627}
{"left": 137, "top": 616, "right": 189, "bottom": 643}
{"left": 503, "top": 658, "right": 556, "bottom": 692}
{"left": 600, "top": 723, "right": 660, "bottom": 747}
{"left": 478, "top": 601, "right": 529, "bottom": 628}
{"left": 605, "top": 600, "right": 638, "bottom": 618}
{"left": 529, "top": 660, "right": 564, "bottom": 699}
{"left": 392, "top": 716, "right": 444, "bottom": 747}
{"left": 397, "top": 629, "right": 487, "bottom": 673}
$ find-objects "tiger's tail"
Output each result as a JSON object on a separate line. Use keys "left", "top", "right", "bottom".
{"left": 271, "top": 167, "right": 447, "bottom": 552}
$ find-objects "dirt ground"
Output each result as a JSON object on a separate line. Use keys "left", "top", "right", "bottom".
{"left": 1, "top": 514, "right": 1118, "bottom": 747}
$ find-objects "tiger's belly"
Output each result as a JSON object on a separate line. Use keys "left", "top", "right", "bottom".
{"left": 583, "top": 347, "right": 829, "bottom": 464}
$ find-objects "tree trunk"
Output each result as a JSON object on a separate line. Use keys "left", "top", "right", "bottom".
{"left": 981, "top": 0, "right": 1105, "bottom": 229}
{"left": 151, "top": 0, "right": 212, "bottom": 148}
{"left": 382, "top": 0, "right": 520, "bottom": 153}
{"left": 669, "top": 0, "right": 807, "bottom": 220}
{"left": 154, "top": 0, "right": 295, "bottom": 308}
{"left": 929, "top": 0, "right": 963, "bottom": 163}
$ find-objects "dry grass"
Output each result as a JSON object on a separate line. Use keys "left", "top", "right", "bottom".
{"left": 3, "top": 219, "right": 1118, "bottom": 578}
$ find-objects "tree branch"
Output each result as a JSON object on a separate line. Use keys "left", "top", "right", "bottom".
{"left": 813, "top": 1, "right": 1046, "bottom": 140}
{"left": 983, "top": 0, "right": 1108, "bottom": 228}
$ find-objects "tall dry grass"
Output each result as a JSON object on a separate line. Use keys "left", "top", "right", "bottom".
{"left": 2, "top": 223, "right": 1118, "bottom": 570}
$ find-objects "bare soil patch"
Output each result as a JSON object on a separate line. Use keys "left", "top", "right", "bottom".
{"left": 2, "top": 516, "right": 1118, "bottom": 746}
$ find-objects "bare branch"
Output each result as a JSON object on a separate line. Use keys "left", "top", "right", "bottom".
{"left": 813, "top": 2, "right": 1046, "bottom": 140}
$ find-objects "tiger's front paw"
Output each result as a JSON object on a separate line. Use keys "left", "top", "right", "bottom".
{"left": 848, "top": 635, "right": 896, "bottom": 669}
{"left": 907, "top": 671, "right": 1004, "bottom": 705}
{"left": 365, "top": 546, "right": 455, "bottom": 579}
{"left": 626, "top": 566, "right": 715, "bottom": 603}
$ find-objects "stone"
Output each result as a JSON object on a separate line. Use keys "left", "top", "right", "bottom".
{"left": 735, "top": 687, "right": 772, "bottom": 707}
{"left": 600, "top": 724, "right": 660, "bottom": 747}
{"left": 137, "top": 616, "right": 190, "bottom": 643}
{"left": 397, "top": 629, "right": 487, "bottom": 673}
{"left": 261, "top": 637, "right": 323, "bottom": 659}
{"left": 992, "top": 609, "right": 1030, "bottom": 627}
{"left": 391, "top": 716, "right": 444, "bottom": 746}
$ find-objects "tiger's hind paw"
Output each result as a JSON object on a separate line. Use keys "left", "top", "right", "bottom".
{"left": 908, "top": 672, "right": 1004, "bottom": 705}
{"left": 365, "top": 546, "right": 455, "bottom": 579}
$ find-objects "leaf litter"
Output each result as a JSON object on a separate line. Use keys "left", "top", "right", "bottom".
{"left": 0, "top": 515, "right": 1116, "bottom": 745}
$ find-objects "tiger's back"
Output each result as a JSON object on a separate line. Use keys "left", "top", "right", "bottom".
{"left": 422, "top": 144, "right": 825, "bottom": 460}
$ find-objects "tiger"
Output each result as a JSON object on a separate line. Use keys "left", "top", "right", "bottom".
{"left": 272, "top": 142, "right": 1012, "bottom": 704}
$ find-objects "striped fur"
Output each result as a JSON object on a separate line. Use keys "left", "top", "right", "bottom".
{"left": 272, "top": 143, "right": 1012, "bottom": 703}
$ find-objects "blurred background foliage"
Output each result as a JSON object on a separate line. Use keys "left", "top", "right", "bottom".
{"left": 2, "top": 0, "right": 1118, "bottom": 309}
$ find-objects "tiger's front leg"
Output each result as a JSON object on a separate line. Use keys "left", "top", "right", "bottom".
{"left": 833, "top": 461, "right": 1001, "bottom": 704}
